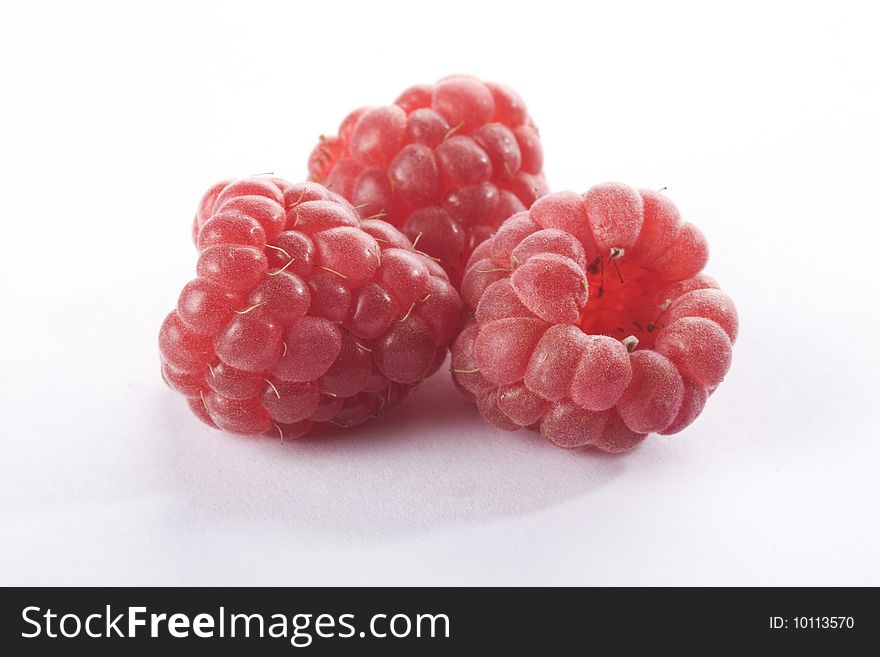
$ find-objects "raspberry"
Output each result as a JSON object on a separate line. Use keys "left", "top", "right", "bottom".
{"left": 451, "top": 183, "right": 738, "bottom": 452}
{"left": 307, "top": 75, "right": 549, "bottom": 286}
{"left": 164, "top": 177, "right": 463, "bottom": 439}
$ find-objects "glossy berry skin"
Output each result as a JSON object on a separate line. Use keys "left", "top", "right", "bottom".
{"left": 451, "top": 183, "right": 738, "bottom": 453}
{"left": 164, "top": 177, "right": 463, "bottom": 439}
{"left": 308, "top": 75, "right": 549, "bottom": 287}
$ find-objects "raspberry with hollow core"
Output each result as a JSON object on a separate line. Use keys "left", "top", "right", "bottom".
{"left": 451, "top": 183, "right": 737, "bottom": 452}
{"left": 164, "top": 177, "right": 463, "bottom": 439}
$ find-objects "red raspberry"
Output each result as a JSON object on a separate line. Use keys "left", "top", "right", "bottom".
{"left": 451, "top": 183, "right": 738, "bottom": 452}
{"left": 307, "top": 75, "right": 549, "bottom": 286}
{"left": 164, "top": 177, "right": 463, "bottom": 439}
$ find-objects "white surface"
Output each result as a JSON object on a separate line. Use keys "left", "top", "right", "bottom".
{"left": 1, "top": 0, "right": 879, "bottom": 586}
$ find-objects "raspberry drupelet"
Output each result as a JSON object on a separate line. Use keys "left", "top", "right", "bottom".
{"left": 164, "top": 177, "right": 463, "bottom": 439}
{"left": 451, "top": 183, "right": 738, "bottom": 452}
{"left": 307, "top": 75, "right": 549, "bottom": 286}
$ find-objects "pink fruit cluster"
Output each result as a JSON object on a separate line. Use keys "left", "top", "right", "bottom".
{"left": 161, "top": 177, "right": 463, "bottom": 439}
{"left": 161, "top": 75, "right": 737, "bottom": 452}
{"left": 451, "top": 183, "right": 738, "bottom": 452}
{"left": 308, "top": 75, "right": 548, "bottom": 285}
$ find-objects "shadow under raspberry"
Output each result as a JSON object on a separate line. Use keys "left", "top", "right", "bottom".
{"left": 159, "top": 361, "right": 629, "bottom": 541}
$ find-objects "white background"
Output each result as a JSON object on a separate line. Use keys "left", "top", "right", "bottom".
{"left": 1, "top": 0, "right": 878, "bottom": 585}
